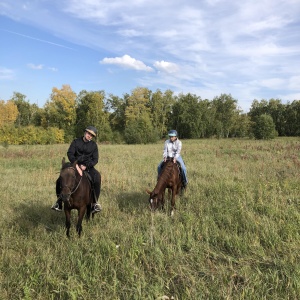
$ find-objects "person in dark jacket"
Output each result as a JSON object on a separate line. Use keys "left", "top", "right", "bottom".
{"left": 51, "top": 126, "right": 102, "bottom": 214}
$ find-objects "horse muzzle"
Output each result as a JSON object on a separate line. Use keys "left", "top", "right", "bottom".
{"left": 61, "top": 193, "right": 71, "bottom": 202}
{"left": 149, "top": 198, "right": 158, "bottom": 211}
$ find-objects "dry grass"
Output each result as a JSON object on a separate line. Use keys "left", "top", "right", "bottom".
{"left": 0, "top": 138, "right": 300, "bottom": 299}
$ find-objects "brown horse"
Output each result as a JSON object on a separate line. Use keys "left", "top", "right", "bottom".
{"left": 147, "top": 158, "right": 182, "bottom": 215}
{"left": 59, "top": 157, "right": 96, "bottom": 237}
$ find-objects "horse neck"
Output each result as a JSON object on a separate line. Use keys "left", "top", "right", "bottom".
{"left": 154, "top": 162, "right": 174, "bottom": 193}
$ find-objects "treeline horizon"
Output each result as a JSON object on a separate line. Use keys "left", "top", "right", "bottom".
{"left": 1, "top": 84, "right": 300, "bottom": 145}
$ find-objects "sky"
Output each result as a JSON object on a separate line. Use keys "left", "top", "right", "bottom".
{"left": 1, "top": 0, "right": 300, "bottom": 112}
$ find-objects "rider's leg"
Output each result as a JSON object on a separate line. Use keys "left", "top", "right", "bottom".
{"left": 157, "top": 160, "right": 164, "bottom": 179}
{"left": 90, "top": 169, "right": 101, "bottom": 213}
{"left": 51, "top": 177, "right": 63, "bottom": 211}
{"left": 176, "top": 156, "right": 188, "bottom": 187}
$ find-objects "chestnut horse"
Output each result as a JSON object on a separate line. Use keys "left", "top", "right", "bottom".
{"left": 59, "top": 157, "right": 97, "bottom": 237}
{"left": 147, "top": 158, "right": 182, "bottom": 215}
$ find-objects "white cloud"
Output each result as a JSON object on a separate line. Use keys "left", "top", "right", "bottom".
{"left": 1, "top": 0, "right": 300, "bottom": 112}
{"left": 117, "top": 29, "right": 142, "bottom": 37}
{"left": 48, "top": 67, "right": 58, "bottom": 72}
{"left": 0, "top": 67, "right": 14, "bottom": 80}
{"left": 288, "top": 76, "right": 300, "bottom": 90}
{"left": 100, "top": 55, "right": 154, "bottom": 72}
{"left": 153, "top": 61, "right": 179, "bottom": 73}
{"left": 259, "top": 78, "right": 286, "bottom": 90}
{"left": 279, "top": 92, "right": 300, "bottom": 102}
{"left": 27, "top": 64, "right": 44, "bottom": 70}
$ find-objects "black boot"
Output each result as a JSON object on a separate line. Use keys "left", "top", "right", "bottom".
{"left": 91, "top": 181, "right": 102, "bottom": 214}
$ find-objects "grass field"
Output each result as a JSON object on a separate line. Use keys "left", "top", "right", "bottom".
{"left": 0, "top": 138, "right": 300, "bottom": 299}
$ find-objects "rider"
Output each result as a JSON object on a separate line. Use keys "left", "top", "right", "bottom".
{"left": 157, "top": 129, "right": 188, "bottom": 189}
{"left": 51, "top": 126, "right": 102, "bottom": 214}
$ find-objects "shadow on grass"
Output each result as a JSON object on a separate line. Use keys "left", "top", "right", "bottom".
{"left": 115, "top": 191, "right": 149, "bottom": 213}
{"left": 12, "top": 200, "right": 66, "bottom": 235}
{"left": 12, "top": 199, "right": 99, "bottom": 237}
{"left": 114, "top": 189, "right": 189, "bottom": 216}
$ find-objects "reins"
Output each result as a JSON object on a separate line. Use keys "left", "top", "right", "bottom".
{"left": 62, "top": 167, "right": 83, "bottom": 196}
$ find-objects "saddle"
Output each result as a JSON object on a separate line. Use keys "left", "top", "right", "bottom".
{"left": 82, "top": 170, "right": 97, "bottom": 203}
{"left": 161, "top": 157, "right": 183, "bottom": 180}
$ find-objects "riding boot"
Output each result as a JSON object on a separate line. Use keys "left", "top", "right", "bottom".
{"left": 51, "top": 196, "right": 63, "bottom": 211}
{"left": 51, "top": 177, "right": 63, "bottom": 211}
{"left": 91, "top": 181, "right": 102, "bottom": 213}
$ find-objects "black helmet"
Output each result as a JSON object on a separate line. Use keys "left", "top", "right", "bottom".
{"left": 85, "top": 126, "right": 97, "bottom": 137}
{"left": 168, "top": 129, "right": 178, "bottom": 137}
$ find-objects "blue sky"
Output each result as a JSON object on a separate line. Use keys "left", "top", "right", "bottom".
{"left": 1, "top": 0, "right": 300, "bottom": 112}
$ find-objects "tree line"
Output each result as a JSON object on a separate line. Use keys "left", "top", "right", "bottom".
{"left": 1, "top": 84, "right": 300, "bottom": 145}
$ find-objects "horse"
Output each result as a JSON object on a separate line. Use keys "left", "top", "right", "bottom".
{"left": 147, "top": 157, "right": 182, "bottom": 216}
{"left": 59, "top": 157, "right": 97, "bottom": 237}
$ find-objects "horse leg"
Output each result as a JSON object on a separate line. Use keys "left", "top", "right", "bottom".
{"left": 170, "top": 187, "right": 176, "bottom": 217}
{"left": 86, "top": 203, "right": 91, "bottom": 221}
{"left": 65, "top": 210, "right": 71, "bottom": 238}
{"left": 76, "top": 207, "right": 86, "bottom": 237}
{"left": 161, "top": 191, "right": 165, "bottom": 211}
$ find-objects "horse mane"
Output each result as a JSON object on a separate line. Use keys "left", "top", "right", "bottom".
{"left": 61, "top": 162, "right": 73, "bottom": 170}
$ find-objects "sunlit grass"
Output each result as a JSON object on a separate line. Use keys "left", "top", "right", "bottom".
{"left": 0, "top": 138, "right": 300, "bottom": 299}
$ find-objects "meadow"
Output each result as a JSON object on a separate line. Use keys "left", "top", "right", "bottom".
{"left": 0, "top": 138, "right": 299, "bottom": 300}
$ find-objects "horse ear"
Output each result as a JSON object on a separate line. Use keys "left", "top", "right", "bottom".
{"left": 62, "top": 157, "right": 65, "bottom": 165}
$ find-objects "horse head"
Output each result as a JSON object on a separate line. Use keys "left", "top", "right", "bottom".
{"left": 60, "top": 158, "right": 77, "bottom": 202}
{"left": 146, "top": 189, "right": 162, "bottom": 211}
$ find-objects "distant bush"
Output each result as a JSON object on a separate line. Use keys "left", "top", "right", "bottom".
{"left": 0, "top": 125, "right": 65, "bottom": 145}
{"left": 253, "top": 114, "right": 278, "bottom": 140}
{"left": 124, "top": 119, "right": 159, "bottom": 144}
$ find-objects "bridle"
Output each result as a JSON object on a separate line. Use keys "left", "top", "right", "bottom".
{"left": 60, "top": 167, "right": 83, "bottom": 202}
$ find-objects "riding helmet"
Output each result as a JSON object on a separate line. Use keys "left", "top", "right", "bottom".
{"left": 168, "top": 129, "right": 178, "bottom": 137}
{"left": 85, "top": 126, "right": 97, "bottom": 137}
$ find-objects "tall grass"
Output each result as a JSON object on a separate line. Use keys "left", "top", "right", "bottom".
{"left": 0, "top": 138, "right": 300, "bottom": 299}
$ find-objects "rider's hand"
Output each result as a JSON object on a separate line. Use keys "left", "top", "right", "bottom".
{"left": 80, "top": 165, "right": 86, "bottom": 170}
{"left": 163, "top": 157, "right": 167, "bottom": 162}
{"left": 173, "top": 158, "right": 176, "bottom": 163}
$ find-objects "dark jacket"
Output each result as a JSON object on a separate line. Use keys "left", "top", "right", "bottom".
{"left": 67, "top": 137, "right": 99, "bottom": 169}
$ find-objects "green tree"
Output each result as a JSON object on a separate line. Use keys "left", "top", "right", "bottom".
{"left": 267, "top": 99, "right": 286, "bottom": 136}
{"left": 125, "top": 87, "right": 151, "bottom": 124}
{"left": 44, "top": 84, "right": 77, "bottom": 141}
{"left": 198, "top": 99, "right": 215, "bottom": 138}
{"left": 124, "top": 118, "right": 158, "bottom": 144}
{"left": 231, "top": 113, "right": 253, "bottom": 138}
{"left": 149, "top": 89, "right": 175, "bottom": 138}
{"left": 284, "top": 100, "right": 300, "bottom": 136}
{"left": 76, "top": 90, "right": 112, "bottom": 142}
{"left": 211, "top": 94, "right": 239, "bottom": 138}
{"left": 170, "top": 93, "right": 203, "bottom": 139}
{"left": 11, "top": 92, "right": 37, "bottom": 127}
{"left": 248, "top": 99, "right": 269, "bottom": 118}
{"left": 249, "top": 99, "right": 287, "bottom": 136}
{"left": 106, "top": 93, "right": 128, "bottom": 133}
{"left": 253, "top": 114, "right": 277, "bottom": 140}
{"left": 124, "top": 87, "right": 158, "bottom": 144}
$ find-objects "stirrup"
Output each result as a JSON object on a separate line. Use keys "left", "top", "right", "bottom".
{"left": 92, "top": 203, "right": 102, "bottom": 214}
{"left": 51, "top": 202, "right": 62, "bottom": 211}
